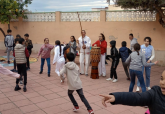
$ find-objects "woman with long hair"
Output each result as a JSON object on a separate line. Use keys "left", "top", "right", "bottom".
{"left": 92, "top": 33, "right": 107, "bottom": 77}
{"left": 53, "top": 40, "right": 65, "bottom": 82}
{"left": 136, "top": 37, "right": 155, "bottom": 92}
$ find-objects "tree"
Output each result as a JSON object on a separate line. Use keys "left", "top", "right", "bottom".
{"left": 112, "top": 0, "right": 165, "bottom": 28}
{"left": 0, "top": 0, "right": 32, "bottom": 37}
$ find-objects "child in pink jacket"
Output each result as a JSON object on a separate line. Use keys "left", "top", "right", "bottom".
{"left": 0, "top": 64, "right": 20, "bottom": 78}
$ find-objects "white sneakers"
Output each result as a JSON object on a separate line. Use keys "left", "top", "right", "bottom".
{"left": 136, "top": 87, "right": 140, "bottom": 92}
{"left": 136, "top": 87, "right": 151, "bottom": 92}
{"left": 99, "top": 74, "right": 106, "bottom": 77}
{"left": 106, "top": 78, "right": 118, "bottom": 82}
{"left": 112, "top": 79, "right": 118, "bottom": 83}
{"left": 106, "top": 78, "right": 112, "bottom": 81}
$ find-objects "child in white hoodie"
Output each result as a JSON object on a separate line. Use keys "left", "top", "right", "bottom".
{"left": 60, "top": 53, "right": 94, "bottom": 114}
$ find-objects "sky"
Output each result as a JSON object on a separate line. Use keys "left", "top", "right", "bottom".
{"left": 27, "top": 0, "right": 113, "bottom": 12}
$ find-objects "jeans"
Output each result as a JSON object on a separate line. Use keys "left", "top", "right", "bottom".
{"left": 16, "top": 63, "right": 27, "bottom": 85}
{"left": 40, "top": 58, "right": 50, "bottom": 74}
{"left": 137, "top": 58, "right": 151, "bottom": 87}
{"left": 129, "top": 69, "right": 146, "bottom": 92}
{"left": 68, "top": 89, "right": 92, "bottom": 110}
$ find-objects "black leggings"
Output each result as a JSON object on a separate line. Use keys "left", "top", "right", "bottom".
{"left": 110, "top": 60, "right": 119, "bottom": 79}
{"left": 16, "top": 63, "right": 27, "bottom": 85}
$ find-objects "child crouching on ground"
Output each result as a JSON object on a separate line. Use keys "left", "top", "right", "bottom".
{"left": 60, "top": 53, "right": 94, "bottom": 114}
{"left": 100, "top": 70, "right": 165, "bottom": 114}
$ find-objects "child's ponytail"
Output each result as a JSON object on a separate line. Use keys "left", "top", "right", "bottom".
{"left": 134, "top": 43, "right": 140, "bottom": 55}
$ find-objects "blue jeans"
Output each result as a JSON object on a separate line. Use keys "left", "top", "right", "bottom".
{"left": 129, "top": 69, "right": 146, "bottom": 92}
{"left": 40, "top": 58, "right": 50, "bottom": 74}
{"left": 137, "top": 58, "right": 151, "bottom": 87}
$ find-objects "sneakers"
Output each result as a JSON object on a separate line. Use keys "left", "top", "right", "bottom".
{"left": 20, "top": 81, "right": 23, "bottom": 85}
{"left": 73, "top": 106, "right": 79, "bottom": 112}
{"left": 26, "top": 67, "right": 30, "bottom": 71}
{"left": 48, "top": 74, "right": 50, "bottom": 77}
{"left": 14, "top": 85, "right": 21, "bottom": 91}
{"left": 102, "top": 74, "right": 106, "bottom": 77}
{"left": 80, "top": 73, "right": 84, "bottom": 75}
{"left": 23, "top": 85, "right": 27, "bottom": 92}
{"left": 112, "top": 79, "right": 118, "bottom": 83}
{"left": 147, "top": 87, "right": 151, "bottom": 90}
{"left": 88, "top": 109, "right": 94, "bottom": 114}
{"left": 99, "top": 74, "right": 102, "bottom": 77}
{"left": 106, "top": 78, "right": 112, "bottom": 81}
{"left": 39, "top": 71, "right": 43, "bottom": 74}
{"left": 136, "top": 87, "right": 140, "bottom": 92}
{"left": 85, "top": 74, "right": 88, "bottom": 76}
{"left": 61, "top": 80, "right": 64, "bottom": 83}
{"left": 11, "top": 69, "right": 17, "bottom": 72}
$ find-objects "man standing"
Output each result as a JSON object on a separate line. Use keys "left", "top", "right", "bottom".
{"left": 5, "top": 30, "right": 14, "bottom": 64}
{"left": 24, "top": 34, "right": 33, "bottom": 70}
{"left": 77, "top": 30, "right": 91, "bottom": 76}
{"left": 129, "top": 33, "right": 138, "bottom": 51}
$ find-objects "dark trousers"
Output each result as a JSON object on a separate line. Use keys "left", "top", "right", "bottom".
{"left": 26, "top": 52, "right": 31, "bottom": 68}
{"left": 14, "top": 59, "right": 17, "bottom": 70}
{"left": 68, "top": 89, "right": 92, "bottom": 110}
{"left": 110, "top": 60, "right": 119, "bottom": 79}
{"left": 122, "top": 62, "right": 130, "bottom": 78}
{"left": 16, "top": 63, "right": 27, "bottom": 85}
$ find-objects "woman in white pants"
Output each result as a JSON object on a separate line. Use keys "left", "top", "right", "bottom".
{"left": 53, "top": 40, "right": 65, "bottom": 82}
{"left": 92, "top": 33, "right": 107, "bottom": 77}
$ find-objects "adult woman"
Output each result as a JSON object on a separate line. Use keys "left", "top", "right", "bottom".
{"left": 136, "top": 37, "right": 155, "bottom": 92}
{"left": 92, "top": 33, "right": 107, "bottom": 77}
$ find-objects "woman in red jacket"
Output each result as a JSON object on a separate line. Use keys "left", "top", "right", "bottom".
{"left": 92, "top": 33, "right": 107, "bottom": 77}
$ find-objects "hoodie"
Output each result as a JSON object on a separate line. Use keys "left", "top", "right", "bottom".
{"left": 106, "top": 40, "right": 119, "bottom": 61}
{"left": 130, "top": 38, "right": 138, "bottom": 51}
{"left": 119, "top": 47, "right": 132, "bottom": 62}
{"left": 14, "top": 44, "right": 29, "bottom": 64}
{"left": 60, "top": 62, "right": 82, "bottom": 90}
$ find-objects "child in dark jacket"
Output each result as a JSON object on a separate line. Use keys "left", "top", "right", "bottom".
{"left": 106, "top": 40, "right": 119, "bottom": 83}
{"left": 100, "top": 70, "right": 165, "bottom": 114}
{"left": 119, "top": 41, "right": 132, "bottom": 80}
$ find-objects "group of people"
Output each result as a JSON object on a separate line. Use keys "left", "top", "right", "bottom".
{"left": 1, "top": 29, "right": 164, "bottom": 114}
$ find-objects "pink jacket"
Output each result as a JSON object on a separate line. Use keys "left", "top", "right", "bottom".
{"left": 38, "top": 44, "right": 54, "bottom": 59}
{"left": 0, "top": 64, "right": 19, "bottom": 78}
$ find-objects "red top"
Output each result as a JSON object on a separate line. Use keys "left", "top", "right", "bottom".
{"left": 13, "top": 48, "right": 29, "bottom": 57}
{"left": 92, "top": 40, "right": 107, "bottom": 54}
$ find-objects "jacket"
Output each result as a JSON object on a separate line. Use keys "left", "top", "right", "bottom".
{"left": 60, "top": 62, "right": 82, "bottom": 90}
{"left": 5, "top": 35, "right": 14, "bottom": 47}
{"left": 110, "top": 86, "right": 165, "bottom": 114}
{"left": 38, "top": 44, "right": 54, "bottom": 59}
{"left": 119, "top": 47, "right": 132, "bottom": 62}
{"left": 25, "top": 39, "right": 33, "bottom": 52}
{"left": 106, "top": 40, "right": 119, "bottom": 61}
{"left": 69, "top": 41, "right": 77, "bottom": 55}
{"left": 92, "top": 40, "right": 107, "bottom": 54}
{"left": 53, "top": 45, "right": 65, "bottom": 64}
{"left": 130, "top": 38, "right": 138, "bottom": 51}
{"left": 14, "top": 44, "right": 29, "bottom": 64}
{"left": 78, "top": 36, "right": 91, "bottom": 53}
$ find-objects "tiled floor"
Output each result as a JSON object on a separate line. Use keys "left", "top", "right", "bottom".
{"left": 0, "top": 50, "right": 164, "bottom": 114}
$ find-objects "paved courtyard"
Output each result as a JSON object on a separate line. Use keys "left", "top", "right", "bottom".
{"left": 0, "top": 50, "right": 164, "bottom": 114}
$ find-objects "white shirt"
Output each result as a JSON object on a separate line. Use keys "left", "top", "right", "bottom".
{"left": 53, "top": 45, "right": 64, "bottom": 64}
{"left": 78, "top": 36, "right": 91, "bottom": 53}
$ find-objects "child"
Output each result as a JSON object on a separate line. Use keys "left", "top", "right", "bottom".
{"left": 53, "top": 40, "right": 65, "bottom": 82}
{"left": 100, "top": 70, "right": 165, "bottom": 114}
{"left": 5, "top": 29, "right": 14, "bottom": 64}
{"left": 106, "top": 40, "right": 119, "bottom": 82}
{"left": 125, "top": 43, "right": 157, "bottom": 92}
{"left": 0, "top": 64, "right": 20, "bottom": 79}
{"left": 119, "top": 41, "right": 132, "bottom": 80}
{"left": 37, "top": 38, "right": 54, "bottom": 77}
{"left": 14, "top": 38, "right": 29, "bottom": 92}
{"left": 68, "top": 36, "right": 77, "bottom": 56}
{"left": 60, "top": 53, "right": 94, "bottom": 114}
{"left": 11, "top": 34, "right": 21, "bottom": 72}
{"left": 92, "top": 33, "right": 107, "bottom": 77}
{"left": 24, "top": 34, "right": 33, "bottom": 71}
